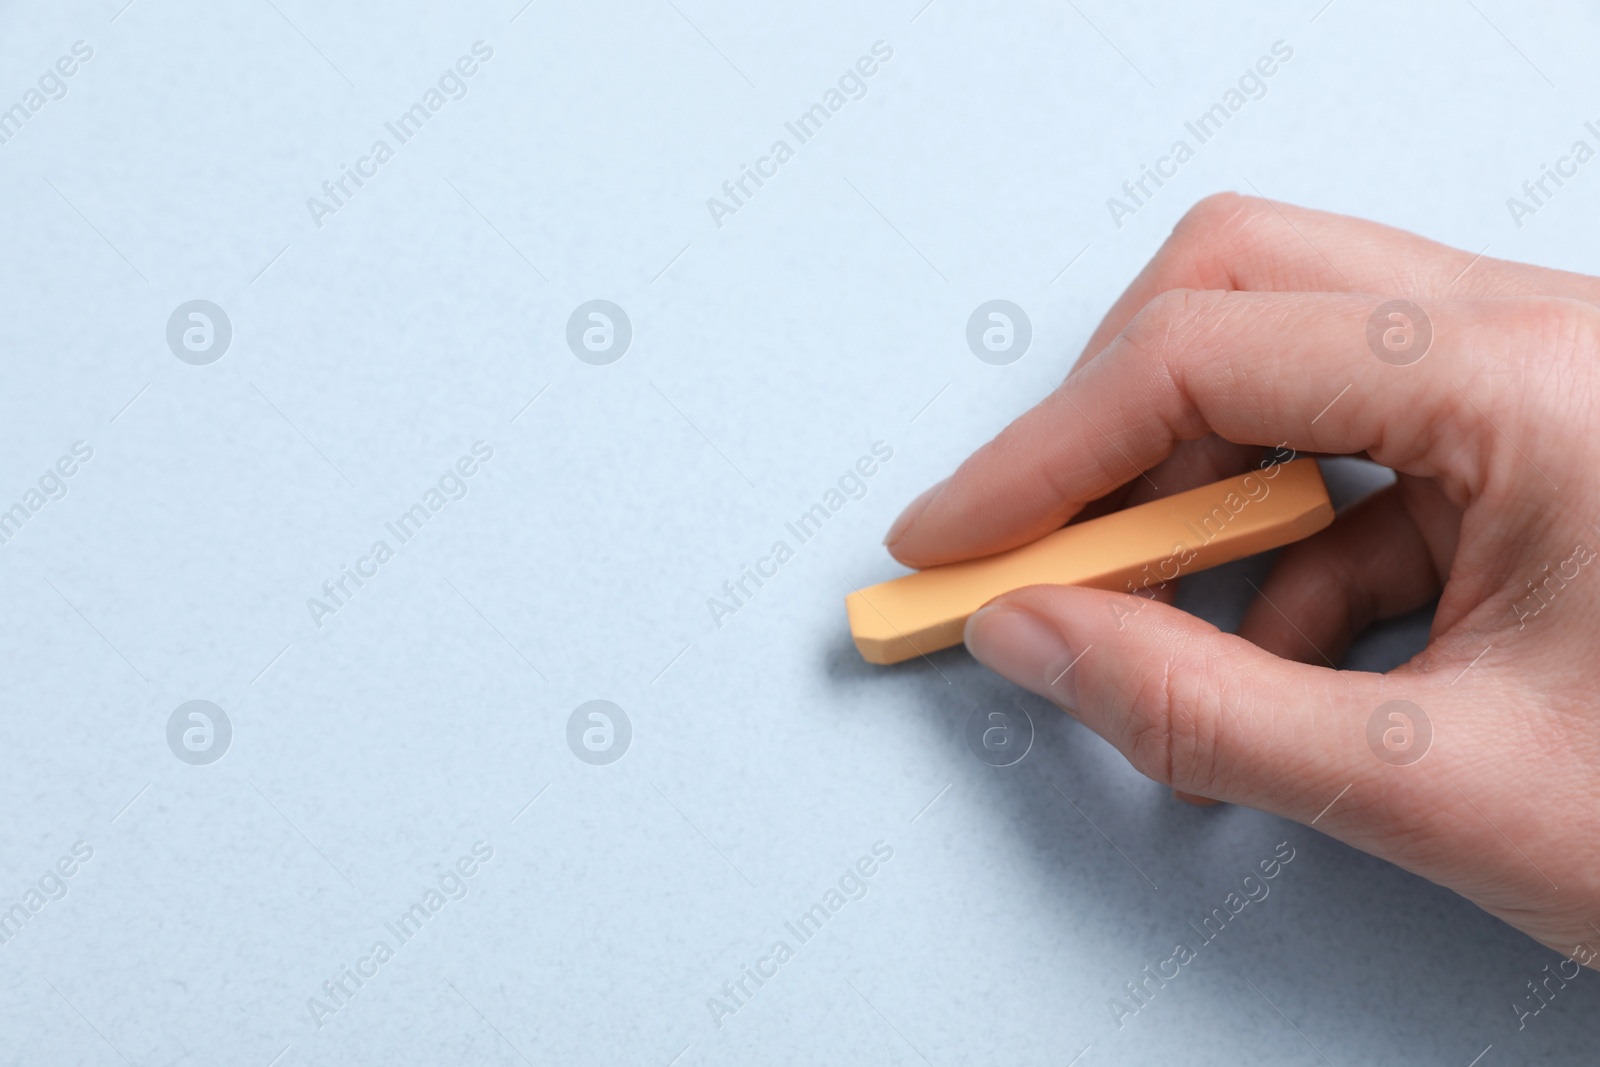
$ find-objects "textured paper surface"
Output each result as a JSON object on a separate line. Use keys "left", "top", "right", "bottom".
{"left": 1, "top": 2, "right": 1598, "bottom": 1064}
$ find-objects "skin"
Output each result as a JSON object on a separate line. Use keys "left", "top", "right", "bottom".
{"left": 883, "top": 193, "right": 1600, "bottom": 961}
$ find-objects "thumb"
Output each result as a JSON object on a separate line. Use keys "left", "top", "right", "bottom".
{"left": 964, "top": 584, "right": 1374, "bottom": 817}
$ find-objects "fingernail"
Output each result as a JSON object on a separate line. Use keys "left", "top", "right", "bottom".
{"left": 883, "top": 479, "right": 946, "bottom": 547}
{"left": 964, "top": 604, "right": 1078, "bottom": 707}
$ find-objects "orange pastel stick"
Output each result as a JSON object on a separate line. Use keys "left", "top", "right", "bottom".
{"left": 847, "top": 458, "right": 1334, "bottom": 665}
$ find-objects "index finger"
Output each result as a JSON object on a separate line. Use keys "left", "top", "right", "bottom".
{"left": 886, "top": 289, "right": 1510, "bottom": 567}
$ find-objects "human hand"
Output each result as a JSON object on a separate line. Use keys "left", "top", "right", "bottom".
{"left": 883, "top": 193, "right": 1600, "bottom": 961}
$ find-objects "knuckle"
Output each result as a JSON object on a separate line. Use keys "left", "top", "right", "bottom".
{"left": 1492, "top": 294, "right": 1563, "bottom": 335}
{"left": 1117, "top": 289, "right": 1233, "bottom": 431}
{"left": 1107, "top": 194, "right": 1270, "bottom": 314}
{"left": 1071, "top": 288, "right": 1214, "bottom": 458}
{"left": 1119, "top": 646, "right": 1229, "bottom": 794}
{"left": 1174, "top": 192, "right": 1261, "bottom": 243}
{"left": 1173, "top": 193, "right": 1275, "bottom": 267}
{"left": 1119, "top": 288, "right": 1207, "bottom": 357}
{"left": 1460, "top": 297, "right": 1600, "bottom": 449}
{"left": 1508, "top": 297, "right": 1600, "bottom": 483}
{"left": 1527, "top": 296, "right": 1600, "bottom": 356}
{"left": 1465, "top": 297, "right": 1600, "bottom": 386}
